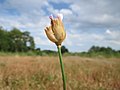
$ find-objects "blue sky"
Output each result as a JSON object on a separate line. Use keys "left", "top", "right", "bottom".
{"left": 0, "top": 0, "right": 120, "bottom": 52}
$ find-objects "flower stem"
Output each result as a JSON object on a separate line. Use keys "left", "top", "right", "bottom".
{"left": 57, "top": 46, "right": 66, "bottom": 90}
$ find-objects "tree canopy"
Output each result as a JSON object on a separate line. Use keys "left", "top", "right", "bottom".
{"left": 0, "top": 27, "right": 35, "bottom": 52}
{"left": 61, "top": 46, "right": 69, "bottom": 54}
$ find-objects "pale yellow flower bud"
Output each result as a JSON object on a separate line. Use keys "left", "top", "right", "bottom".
{"left": 45, "top": 14, "right": 66, "bottom": 46}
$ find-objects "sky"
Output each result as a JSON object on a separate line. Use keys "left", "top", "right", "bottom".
{"left": 0, "top": 0, "right": 120, "bottom": 52}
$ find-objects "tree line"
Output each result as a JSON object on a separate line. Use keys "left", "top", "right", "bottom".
{"left": 0, "top": 26, "right": 68, "bottom": 54}
{"left": 0, "top": 26, "right": 119, "bottom": 57}
{"left": 88, "top": 45, "right": 120, "bottom": 53}
{"left": 79, "top": 45, "right": 120, "bottom": 57}
{"left": 0, "top": 26, "right": 35, "bottom": 52}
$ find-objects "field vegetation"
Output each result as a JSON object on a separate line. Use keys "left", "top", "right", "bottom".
{"left": 0, "top": 56, "right": 120, "bottom": 90}
{"left": 0, "top": 26, "right": 120, "bottom": 90}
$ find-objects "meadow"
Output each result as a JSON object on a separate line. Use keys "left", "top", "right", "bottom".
{"left": 0, "top": 56, "right": 120, "bottom": 90}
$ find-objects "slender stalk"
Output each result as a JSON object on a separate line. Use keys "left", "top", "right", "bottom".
{"left": 57, "top": 46, "right": 66, "bottom": 90}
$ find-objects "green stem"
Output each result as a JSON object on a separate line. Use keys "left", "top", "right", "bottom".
{"left": 57, "top": 46, "right": 66, "bottom": 90}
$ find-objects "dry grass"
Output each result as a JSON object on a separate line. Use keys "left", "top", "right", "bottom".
{"left": 0, "top": 56, "right": 120, "bottom": 90}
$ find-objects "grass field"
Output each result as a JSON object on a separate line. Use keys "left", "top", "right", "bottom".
{"left": 0, "top": 56, "right": 120, "bottom": 90}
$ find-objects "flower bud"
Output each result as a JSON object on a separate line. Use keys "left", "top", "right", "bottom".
{"left": 45, "top": 14, "right": 66, "bottom": 46}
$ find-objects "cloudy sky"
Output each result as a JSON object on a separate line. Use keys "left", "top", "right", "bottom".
{"left": 0, "top": 0, "right": 120, "bottom": 52}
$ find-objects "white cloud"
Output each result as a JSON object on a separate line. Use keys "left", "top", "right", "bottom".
{"left": 34, "top": 37, "right": 49, "bottom": 46}
{"left": 106, "top": 29, "right": 112, "bottom": 34}
{"left": 0, "top": 0, "right": 120, "bottom": 51}
{"left": 108, "top": 40, "right": 120, "bottom": 45}
{"left": 105, "top": 29, "right": 120, "bottom": 38}
{"left": 91, "top": 34, "right": 104, "bottom": 41}
{"left": 60, "top": 9, "right": 72, "bottom": 16}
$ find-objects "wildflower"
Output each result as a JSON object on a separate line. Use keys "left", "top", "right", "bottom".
{"left": 44, "top": 14, "right": 66, "bottom": 90}
{"left": 45, "top": 14, "right": 66, "bottom": 46}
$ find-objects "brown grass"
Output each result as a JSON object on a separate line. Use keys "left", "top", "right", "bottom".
{"left": 0, "top": 56, "right": 120, "bottom": 90}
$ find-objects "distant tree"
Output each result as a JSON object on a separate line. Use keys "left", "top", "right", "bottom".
{"left": 9, "top": 28, "right": 23, "bottom": 52}
{"left": 0, "top": 27, "right": 35, "bottom": 52}
{"left": 88, "top": 46, "right": 100, "bottom": 52}
{"left": 28, "top": 36, "right": 35, "bottom": 50}
{"left": 118, "top": 50, "right": 120, "bottom": 53}
{"left": 36, "top": 48, "right": 41, "bottom": 51}
{"left": 0, "top": 28, "right": 10, "bottom": 51}
{"left": 61, "top": 46, "right": 69, "bottom": 54}
{"left": 22, "top": 31, "right": 35, "bottom": 51}
{"left": 88, "top": 45, "right": 119, "bottom": 55}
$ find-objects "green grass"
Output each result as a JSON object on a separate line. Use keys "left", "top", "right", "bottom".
{"left": 0, "top": 51, "right": 120, "bottom": 58}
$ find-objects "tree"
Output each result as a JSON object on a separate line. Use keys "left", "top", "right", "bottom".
{"left": 0, "top": 27, "right": 35, "bottom": 52}
{"left": 0, "top": 28, "right": 10, "bottom": 51}
{"left": 28, "top": 36, "right": 35, "bottom": 50}
{"left": 61, "top": 46, "right": 69, "bottom": 54}
{"left": 88, "top": 46, "right": 100, "bottom": 52}
{"left": 88, "top": 45, "right": 119, "bottom": 56}
{"left": 22, "top": 31, "right": 35, "bottom": 51}
{"left": 9, "top": 28, "right": 23, "bottom": 52}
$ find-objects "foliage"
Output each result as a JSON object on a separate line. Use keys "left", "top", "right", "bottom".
{"left": 0, "top": 26, "right": 35, "bottom": 52}
{"left": 41, "top": 50, "right": 57, "bottom": 56}
{"left": 0, "top": 26, "right": 120, "bottom": 58}
{"left": 61, "top": 46, "right": 69, "bottom": 54}
{"left": 78, "top": 46, "right": 120, "bottom": 58}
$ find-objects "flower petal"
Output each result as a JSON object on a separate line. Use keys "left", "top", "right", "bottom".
{"left": 49, "top": 14, "right": 53, "bottom": 19}
{"left": 57, "top": 13, "right": 63, "bottom": 21}
{"left": 45, "top": 26, "right": 58, "bottom": 43}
